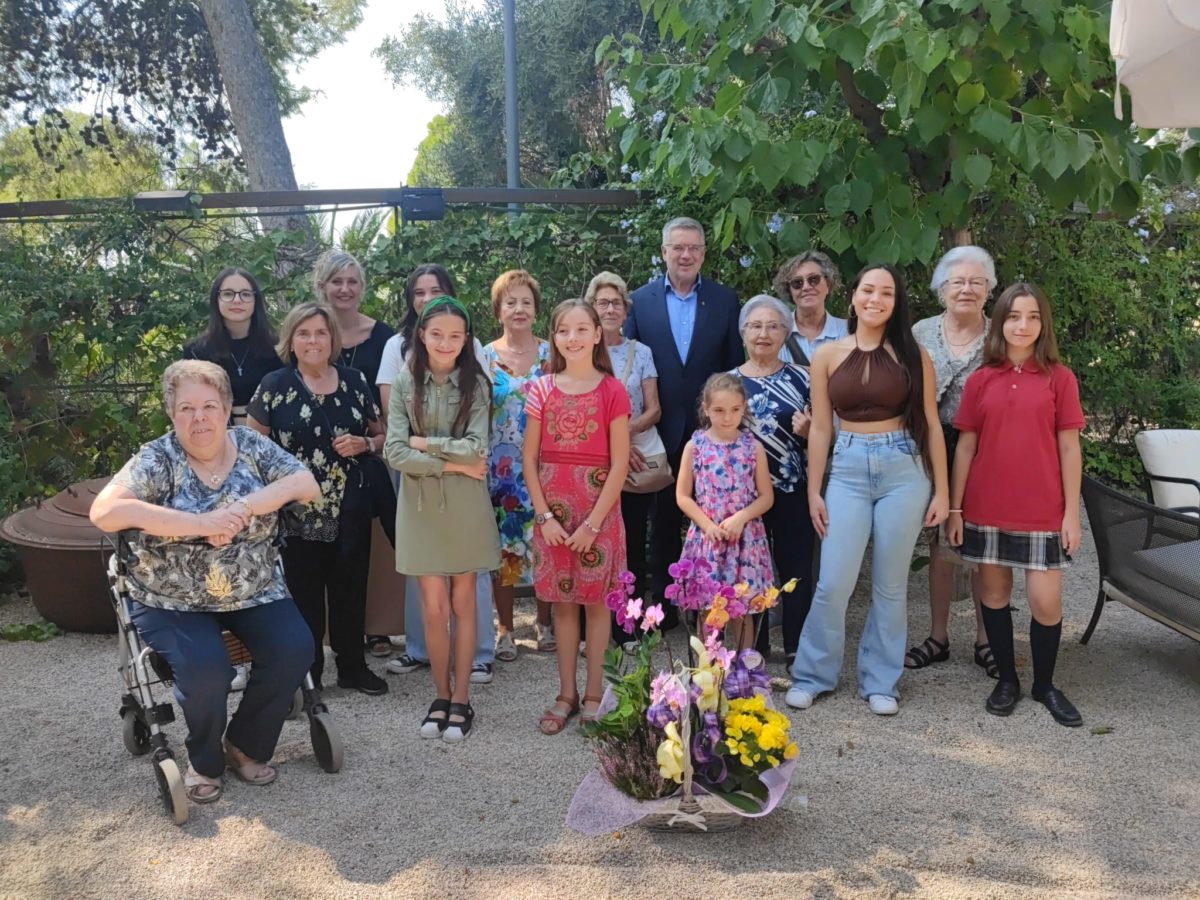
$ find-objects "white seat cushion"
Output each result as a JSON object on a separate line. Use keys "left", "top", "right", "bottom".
{"left": 1135, "top": 429, "right": 1200, "bottom": 511}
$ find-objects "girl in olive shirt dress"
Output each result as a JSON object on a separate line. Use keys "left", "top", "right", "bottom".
{"left": 385, "top": 297, "right": 500, "bottom": 743}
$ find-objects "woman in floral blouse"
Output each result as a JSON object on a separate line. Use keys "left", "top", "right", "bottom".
{"left": 91, "top": 360, "right": 319, "bottom": 805}
{"left": 248, "top": 302, "right": 388, "bottom": 696}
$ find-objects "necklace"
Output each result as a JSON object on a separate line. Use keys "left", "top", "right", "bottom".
{"left": 188, "top": 439, "right": 230, "bottom": 487}
{"left": 340, "top": 344, "right": 358, "bottom": 370}
{"left": 230, "top": 345, "right": 251, "bottom": 377}
{"left": 943, "top": 314, "right": 984, "bottom": 348}
{"left": 742, "top": 361, "right": 784, "bottom": 377}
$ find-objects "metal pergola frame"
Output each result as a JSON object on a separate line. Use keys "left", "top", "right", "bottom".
{"left": 0, "top": 187, "right": 640, "bottom": 223}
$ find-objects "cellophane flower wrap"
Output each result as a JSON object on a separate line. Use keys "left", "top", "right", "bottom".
{"left": 567, "top": 561, "right": 802, "bottom": 833}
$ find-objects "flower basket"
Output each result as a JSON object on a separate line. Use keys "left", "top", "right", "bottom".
{"left": 567, "top": 562, "right": 802, "bottom": 835}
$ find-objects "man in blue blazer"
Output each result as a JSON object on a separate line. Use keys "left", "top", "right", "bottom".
{"left": 626, "top": 216, "right": 743, "bottom": 622}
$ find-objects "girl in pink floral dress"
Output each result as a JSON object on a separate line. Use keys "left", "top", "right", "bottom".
{"left": 525, "top": 300, "right": 630, "bottom": 734}
{"left": 677, "top": 373, "right": 776, "bottom": 648}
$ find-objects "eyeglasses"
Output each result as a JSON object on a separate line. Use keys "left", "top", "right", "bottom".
{"left": 665, "top": 243, "right": 705, "bottom": 255}
{"left": 218, "top": 289, "right": 255, "bottom": 303}
{"left": 788, "top": 274, "right": 825, "bottom": 290}
{"left": 944, "top": 277, "right": 989, "bottom": 291}
{"left": 745, "top": 322, "right": 784, "bottom": 334}
{"left": 594, "top": 298, "right": 625, "bottom": 310}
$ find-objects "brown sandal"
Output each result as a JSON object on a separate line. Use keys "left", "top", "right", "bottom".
{"left": 538, "top": 693, "right": 579, "bottom": 735}
{"left": 185, "top": 767, "right": 223, "bottom": 804}
{"left": 579, "top": 693, "right": 604, "bottom": 725}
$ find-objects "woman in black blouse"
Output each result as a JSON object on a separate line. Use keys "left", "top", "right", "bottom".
{"left": 313, "top": 249, "right": 400, "bottom": 656}
{"left": 314, "top": 249, "right": 395, "bottom": 409}
{"left": 184, "top": 268, "right": 283, "bottom": 423}
{"left": 248, "top": 302, "right": 388, "bottom": 697}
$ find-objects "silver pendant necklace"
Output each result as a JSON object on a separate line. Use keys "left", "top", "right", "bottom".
{"left": 231, "top": 346, "right": 251, "bottom": 377}
{"left": 188, "top": 440, "right": 229, "bottom": 487}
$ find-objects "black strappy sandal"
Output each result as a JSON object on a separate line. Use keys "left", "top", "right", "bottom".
{"left": 419, "top": 698, "right": 451, "bottom": 739}
{"left": 904, "top": 636, "right": 950, "bottom": 669}
{"left": 974, "top": 643, "right": 1000, "bottom": 680}
{"left": 442, "top": 702, "right": 475, "bottom": 743}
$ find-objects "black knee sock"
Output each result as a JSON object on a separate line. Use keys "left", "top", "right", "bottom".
{"left": 1030, "top": 618, "right": 1062, "bottom": 694}
{"left": 981, "top": 605, "right": 1019, "bottom": 684}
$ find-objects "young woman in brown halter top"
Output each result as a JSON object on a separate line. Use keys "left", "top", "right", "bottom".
{"left": 786, "top": 264, "right": 948, "bottom": 717}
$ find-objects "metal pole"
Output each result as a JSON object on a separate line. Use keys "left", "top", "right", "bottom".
{"left": 503, "top": 0, "right": 520, "bottom": 217}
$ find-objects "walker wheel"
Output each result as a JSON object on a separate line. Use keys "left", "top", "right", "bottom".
{"left": 309, "top": 711, "right": 343, "bottom": 774}
{"left": 153, "top": 756, "right": 189, "bottom": 826}
{"left": 286, "top": 688, "right": 304, "bottom": 721}
{"left": 122, "top": 710, "right": 151, "bottom": 756}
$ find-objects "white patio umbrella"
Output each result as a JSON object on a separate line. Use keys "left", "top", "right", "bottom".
{"left": 1111, "top": 0, "right": 1200, "bottom": 127}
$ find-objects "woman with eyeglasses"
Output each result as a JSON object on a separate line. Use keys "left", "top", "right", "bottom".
{"left": 184, "top": 268, "right": 283, "bottom": 425}
{"left": 732, "top": 295, "right": 814, "bottom": 667}
{"left": 905, "top": 246, "right": 996, "bottom": 678}
{"left": 773, "top": 251, "right": 849, "bottom": 365}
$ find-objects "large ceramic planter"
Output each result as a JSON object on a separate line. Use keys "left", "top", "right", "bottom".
{"left": 0, "top": 477, "right": 116, "bottom": 633}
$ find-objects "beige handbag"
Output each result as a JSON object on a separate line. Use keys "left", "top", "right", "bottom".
{"left": 620, "top": 340, "right": 675, "bottom": 494}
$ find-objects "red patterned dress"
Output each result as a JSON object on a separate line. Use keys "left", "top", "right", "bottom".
{"left": 527, "top": 374, "right": 631, "bottom": 605}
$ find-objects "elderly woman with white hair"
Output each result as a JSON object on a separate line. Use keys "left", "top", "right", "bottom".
{"left": 732, "top": 294, "right": 815, "bottom": 667}
{"left": 905, "top": 245, "right": 996, "bottom": 677}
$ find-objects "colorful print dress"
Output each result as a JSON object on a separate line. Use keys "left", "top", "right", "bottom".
{"left": 481, "top": 341, "right": 549, "bottom": 587}
{"left": 526, "top": 374, "right": 631, "bottom": 605}
{"left": 680, "top": 429, "right": 775, "bottom": 595}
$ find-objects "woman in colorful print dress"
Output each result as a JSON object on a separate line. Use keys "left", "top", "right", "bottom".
{"left": 482, "top": 269, "right": 553, "bottom": 659}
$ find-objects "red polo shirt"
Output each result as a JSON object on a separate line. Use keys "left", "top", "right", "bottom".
{"left": 953, "top": 360, "right": 1085, "bottom": 532}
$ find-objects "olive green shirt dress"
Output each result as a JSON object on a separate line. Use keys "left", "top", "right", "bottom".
{"left": 384, "top": 368, "right": 501, "bottom": 576}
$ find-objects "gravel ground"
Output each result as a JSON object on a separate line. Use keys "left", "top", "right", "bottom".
{"left": 1, "top": 511, "right": 1198, "bottom": 900}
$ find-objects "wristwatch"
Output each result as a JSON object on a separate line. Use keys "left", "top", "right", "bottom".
{"left": 535, "top": 511, "right": 556, "bottom": 525}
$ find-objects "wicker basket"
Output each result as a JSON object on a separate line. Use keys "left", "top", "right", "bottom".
{"left": 222, "top": 632, "right": 253, "bottom": 666}
{"left": 642, "top": 792, "right": 744, "bottom": 833}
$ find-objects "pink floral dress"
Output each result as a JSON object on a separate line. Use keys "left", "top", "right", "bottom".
{"left": 680, "top": 429, "right": 775, "bottom": 595}
{"left": 527, "top": 374, "right": 631, "bottom": 605}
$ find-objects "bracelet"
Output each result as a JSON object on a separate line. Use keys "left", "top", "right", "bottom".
{"left": 240, "top": 498, "right": 254, "bottom": 517}
{"left": 948, "top": 508, "right": 962, "bottom": 514}
{"left": 582, "top": 519, "right": 601, "bottom": 534}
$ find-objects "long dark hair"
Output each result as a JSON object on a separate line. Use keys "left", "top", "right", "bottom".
{"left": 983, "top": 282, "right": 1061, "bottom": 370}
{"left": 191, "top": 267, "right": 276, "bottom": 361}
{"left": 407, "top": 297, "right": 489, "bottom": 438}
{"left": 547, "top": 299, "right": 613, "bottom": 375}
{"left": 848, "top": 263, "right": 932, "bottom": 474}
{"left": 400, "top": 264, "right": 458, "bottom": 358}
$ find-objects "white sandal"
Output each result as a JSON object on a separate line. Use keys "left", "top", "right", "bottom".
{"left": 495, "top": 631, "right": 518, "bottom": 662}
{"left": 534, "top": 622, "right": 556, "bottom": 652}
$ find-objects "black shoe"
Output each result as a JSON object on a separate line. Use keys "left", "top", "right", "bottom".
{"left": 985, "top": 680, "right": 1021, "bottom": 716}
{"left": 336, "top": 667, "right": 389, "bottom": 696}
{"left": 1032, "top": 686, "right": 1082, "bottom": 727}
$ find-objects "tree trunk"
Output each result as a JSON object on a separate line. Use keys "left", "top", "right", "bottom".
{"left": 195, "top": 0, "right": 315, "bottom": 273}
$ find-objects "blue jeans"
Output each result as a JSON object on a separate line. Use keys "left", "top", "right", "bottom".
{"left": 130, "top": 598, "right": 313, "bottom": 778}
{"left": 790, "top": 430, "right": 930, "bottom": 699}
{"left": 404, "top": 572, "right": 496, "bottom": 666}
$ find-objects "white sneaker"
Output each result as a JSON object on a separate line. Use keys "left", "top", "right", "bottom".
{"left": 868, "top": 694, "right": 899, "bottom": 716}
{"left": 230, "top": 664, "right": 250, "bottom": 692}
{"left": 785, "top": 686, "right": 814, "bottom": 709}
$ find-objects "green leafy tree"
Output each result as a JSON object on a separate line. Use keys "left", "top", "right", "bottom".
{"left": 407, "top": 114, "right": 459, "bottom": 188}
{"left": 604, "top": 0, "right": 1200, "bottom": 264}
{"left": 379, "top": 0, "right": 651, "bottom": 186}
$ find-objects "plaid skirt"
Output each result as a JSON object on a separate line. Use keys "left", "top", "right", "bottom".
{"left": 959, "top": 522, "right": 1071, "bottom": 571}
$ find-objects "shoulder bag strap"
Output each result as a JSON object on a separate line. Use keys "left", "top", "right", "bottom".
{"left": 785, "top": 333, "right": 811, "bottom": 368}
{"left": 621, "top": 339, "right": 638, "bottom": 384}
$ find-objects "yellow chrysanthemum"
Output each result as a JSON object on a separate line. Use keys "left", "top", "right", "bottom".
{"left": 784, "top": 743, "right": 799, "bottom": 760}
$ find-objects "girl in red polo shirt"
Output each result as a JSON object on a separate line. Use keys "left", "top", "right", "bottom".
{"left": 948, "top": 282, "right": 1084, "bottom": 727}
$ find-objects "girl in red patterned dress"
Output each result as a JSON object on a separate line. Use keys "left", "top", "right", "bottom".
{"left": 525, "top": 300, "right": 631, "bottom": 734}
